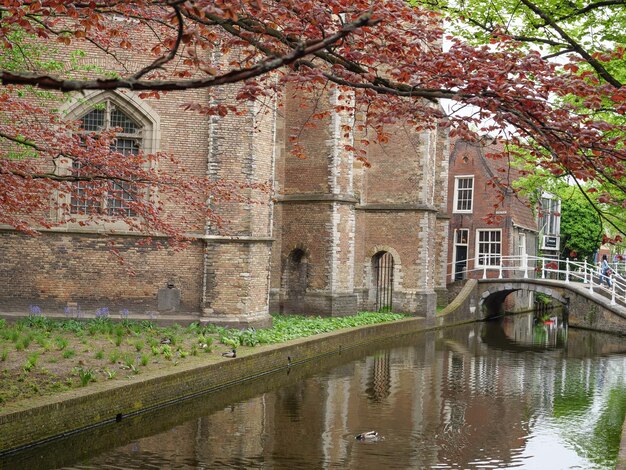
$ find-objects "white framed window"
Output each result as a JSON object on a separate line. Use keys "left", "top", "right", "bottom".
{"left": 540, "top": 196, "right": 561, "bottom": 235}
{"left": 455, "top": 228, "right": 469, "bottom": 245}
{"left": 453, "top": 176, "right": 474, "bottom": 213}
{"left": 517, "top": 232, "right": 526, "bottom": 258}
{"left": 476, "top": 229, "right": 501, "bottom": 267}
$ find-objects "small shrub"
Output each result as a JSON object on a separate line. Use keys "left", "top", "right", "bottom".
{"left": 114, "top": 334, "right": 123, "bottom": 347}
{"left": 140, "top": 353, "right": 149, "bottom": 366}
{"left": 23, "top": 353, "right": 40, "bottom": 372}
{"left": 1, "top": 348, "right": 7, "bottom": 361}
{"left": 109, "top": 350, "right": 120, "bottom": 364}
{"left": 24, "top": 312, "right": 49, "bottom": 329}
{"left": 151, "top": 345, "right": 159, "bottom": 356}
{"left": 161, "top": 344, "right": 173, "bottom": 360}
{"left": 113, "top": 325, "right": 125, "bottom": 337}
{"left": 22, "top": 333, "right": 33, "bottom": 349}
{"left": 134, "top": 340, "right": 144, "bottom": 352}
{"left": 77, "top": 367, "right": 95, "bottom": 387}
{"left": 55, "top": 337, "right": 69, "bottom": 350}
{"left": 59, "top": 320, "right": 84, "bottom": 334}
{"left": 95, "top": 350, "right": 104, "bottom": 360}
{"left": 35, "top": 334, "right": 50, "bottom": 350}
{"left": 122, "top": 353, "right": 135, "bottom": 368}
{"left": 62, "top": 349, "right": 75, "bottom": 359}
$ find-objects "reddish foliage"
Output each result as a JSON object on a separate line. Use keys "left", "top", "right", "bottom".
{"left": 0, "top": 0, "right": 625, "bottom": 239}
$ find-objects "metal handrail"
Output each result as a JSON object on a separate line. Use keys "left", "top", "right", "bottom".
{"left": 448, "top": 254, "right": 625, "bottom": 306}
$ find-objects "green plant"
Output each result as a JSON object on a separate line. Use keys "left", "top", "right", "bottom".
{"left": 94, "top": 350, "right": 104, "bottom": 360}
{"left": 140, "top": 353, "right": 149, "bottom": 366}
{"left": 161, "top": 344, "right": 173, "bottom": 360}
{"left": 122, "top": 353, "right": 135, "bottom": 369}
{"left": 88, "top": 316, "right": 113, "bottom": 335}
{"left": 55, "top": 337, "right": 69, "bottom": 350}
{"left": 76, "top": 367, "right": 95, "bottom": 387}
{"left": 59, "top": 320, "right": 83, "bottom": 334}
{"left": 62, "top": 349, "right": 75, "bottom": 359}
{"left": 22, "top": 332, "right": 33, "bottom": 348}
{"left": 104, "top": 368, "right": 117, "bottom": 380}
{"left": 220, "top": 336, "right": 240, "bottom": 349}
{"left": 35, "top": 334, "right": 50, "bottom": 351}
{"left": 1, "top": 348, "right": 7, "bottom": 361}
{"left": 134, "top": 340, "right": 144, "bottom": 352}
{"left": 109, "top": 350, "right": 120, "bottom": 364}
{"left": 22, "top": 314, "right": 50, "bottom": 329}
{"left": 23, "top": 352, "right": 40, "bottom": 372}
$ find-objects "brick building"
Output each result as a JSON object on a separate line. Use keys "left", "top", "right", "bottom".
{"left": 447, "top": 139, "right": 538, "bottom": 285}
{"left": 0, "top": 52, "right": 450, "bottom": 327}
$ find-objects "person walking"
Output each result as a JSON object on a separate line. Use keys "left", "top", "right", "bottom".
{"left": 601, "top": 254, "right": 613, "bottom": 287}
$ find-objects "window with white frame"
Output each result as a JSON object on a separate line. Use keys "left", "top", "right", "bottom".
{"left": 540, "top": 197, "right": 560, "bottom": 235}
{"left": 453, "top": 176, "right": 474, "bottom": 213}
{"left": 70, "top": 100, "right": 142, "bottom": 217}
{"left": 456, "top": 229, "right": 469, "bottom": 245}
{"left": 517, "top": 232, "right": 526, "bottom": 258}
{"left": 476, "top": 229, "right": 501, "bottom": 267}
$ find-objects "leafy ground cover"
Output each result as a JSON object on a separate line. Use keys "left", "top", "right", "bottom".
{"left": 0, "top": 312, "right": 405, "bottom": 407}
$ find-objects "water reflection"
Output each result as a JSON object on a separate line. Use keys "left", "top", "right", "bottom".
{"left": 6, "top": 313, "right": 626, "bottom": 469}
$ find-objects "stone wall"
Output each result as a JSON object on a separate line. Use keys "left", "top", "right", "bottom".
{"left": 0, "top": 231, "right": 204, "bottom": 315}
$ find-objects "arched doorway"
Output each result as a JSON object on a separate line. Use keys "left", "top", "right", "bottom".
{"left": 373, "top": 251, "right": 394, "bottom": 312}
{"left": 283, "top": 248, "right": 308, "bottom": 313}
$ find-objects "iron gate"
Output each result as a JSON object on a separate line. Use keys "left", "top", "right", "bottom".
{"left": 375, "top": 252, "right": 394, "bottom": 312}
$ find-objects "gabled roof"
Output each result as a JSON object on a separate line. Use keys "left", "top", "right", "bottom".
{"left": 450, "top": 138, "right": 538, "bottom": 232}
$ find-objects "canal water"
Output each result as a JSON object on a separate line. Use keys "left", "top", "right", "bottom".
{"left": 6, "top": 312, "right": 626, "bottom": 469}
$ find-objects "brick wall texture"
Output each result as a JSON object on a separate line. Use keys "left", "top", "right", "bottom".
{"left": 447, "top": 139, "right": 539, "bottom": 287}
{"left": 0, "top": 37, "right": 451, "bottom": 324}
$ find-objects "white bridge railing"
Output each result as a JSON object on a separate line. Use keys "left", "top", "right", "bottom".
{"left": 450, "top": 255, "right": 626, "bottom": 307}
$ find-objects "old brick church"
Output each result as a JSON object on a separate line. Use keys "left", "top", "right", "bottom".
{"left": 0, "top": 59, "right": 450, "bottom": 327}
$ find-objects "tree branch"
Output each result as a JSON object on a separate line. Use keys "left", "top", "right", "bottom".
{"left": 518, "top": 0, "right": 623, "bottom": 88}
{"left": 131, "top": 4, "right": 184, "bottom": 79}
{"left": 1, "top": 12, "right": 379, "bottom": 92}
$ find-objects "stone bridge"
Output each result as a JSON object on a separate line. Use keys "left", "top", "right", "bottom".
{"left": 477, "top": 278, "right": 626, "bottom": 336}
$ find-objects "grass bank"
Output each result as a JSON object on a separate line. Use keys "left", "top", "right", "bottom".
{"left": 0, "top": 311, "right": 405, "bottom": 407}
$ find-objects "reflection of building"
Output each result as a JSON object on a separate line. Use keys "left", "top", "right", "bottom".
{"left": 77, "top": 321, "right": 626, "bottom": 469}
{"left": 447, "top": 139, "right": 538, "bottom": 283}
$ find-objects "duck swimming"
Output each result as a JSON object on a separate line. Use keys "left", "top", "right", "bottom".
{"left": 355, "top": 431, "right": 378, "bottom": 441}
{"left": 222, "top": 349, "right": 237, "bottom": 358}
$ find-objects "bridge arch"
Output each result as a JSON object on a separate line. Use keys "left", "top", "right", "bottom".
{"left": 479, "top": 281, "right": 568, "bottom": 318}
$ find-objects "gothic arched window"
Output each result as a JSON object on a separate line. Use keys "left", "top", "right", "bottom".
{"left": 70, "top": 100, "right": 143, "bottom": 217}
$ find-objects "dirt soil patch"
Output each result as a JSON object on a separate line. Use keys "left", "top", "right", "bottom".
{"left": 0, "top": 316, "right": 239, "bottom": 407}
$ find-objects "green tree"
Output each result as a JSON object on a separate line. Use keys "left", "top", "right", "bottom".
{"left": 433, "top": 0, "right": 626, "bottom": 236}
{"left": 559, "top": 189, "right": 603, "bottom": 261}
